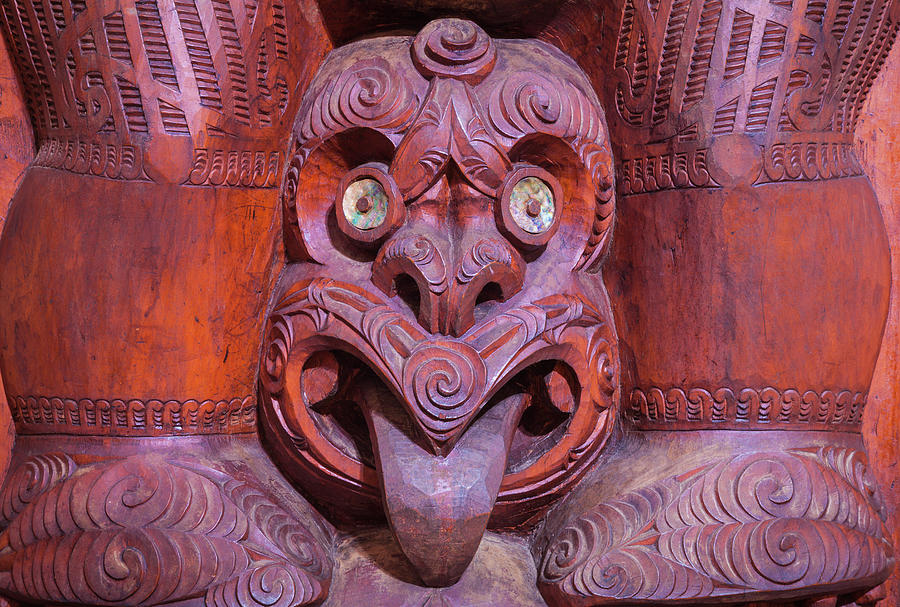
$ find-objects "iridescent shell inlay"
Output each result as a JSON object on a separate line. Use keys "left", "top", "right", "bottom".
{"left": 508, "top": 177, "right": 555, "bottom": 234}
{"left": 342, "top": 178, "right": 389, "bottom": 230}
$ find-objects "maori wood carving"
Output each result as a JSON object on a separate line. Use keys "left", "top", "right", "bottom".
{"left": 264, "top": 17, "right": 619, "bottom": 587}
{"left": 598, "top": 0, "right": 898, "bottom": 193}
{"left": 0, "top": 0, "right": 895, "bottom": 605}
{"left": 0, "top": 449, "right": 332, "bottom": 607}
{"left": 0, "top": 0, "right": 305, "bottom": 186}
{"left": 539, "top": 447, "right": 894, "bottom": 604}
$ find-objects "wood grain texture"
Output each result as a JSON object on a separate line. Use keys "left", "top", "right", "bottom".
{"left": 0, "top": 1, "right": 896, "bottom": 605}
{"left": 0, "top": 0, "right": 333, "bottom": 427}
{"left": 0, "top": 16, "right": 32, "bottom": 528}
{"left": 857, "top": 35, "right": 900, "bottom": 607}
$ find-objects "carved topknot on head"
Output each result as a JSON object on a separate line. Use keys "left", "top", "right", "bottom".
{"left": 412, "top": 18, "right": 497, "bottom": 83}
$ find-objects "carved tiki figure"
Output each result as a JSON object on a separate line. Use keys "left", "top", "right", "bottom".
{"left": 259, "top": 17, "right": 620, "bottom": 586}
{"left": 0, "top": 0, "right": 895, "bottom": 604}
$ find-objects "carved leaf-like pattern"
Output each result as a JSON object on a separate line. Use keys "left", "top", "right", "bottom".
{"left": 0, "top": 457, "right": 331, "bottom": 607}
{"left": 540, "top": 449, "right": 892, "bottom": 603}
{"left": 0, "top": 453, "right": 76, "bottom": 527}
{"left": 298, "top": 57, "right": 419, "bottom": 158}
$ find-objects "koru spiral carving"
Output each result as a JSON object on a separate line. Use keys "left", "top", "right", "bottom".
{"left": 0, "top": 0, "right": 895, "bottom": 604}
{"left": 539, "top": 447, "right": 893, "bottom": 603}
{"left": 261, "top": 17, "right": 619, "bottom": 586}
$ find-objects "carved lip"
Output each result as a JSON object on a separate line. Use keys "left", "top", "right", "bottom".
{"left": 262, "top": 278, "right": 612, "bottom": 452}
{"left": 258, "top": 276, "right": 617, "bottom": 529}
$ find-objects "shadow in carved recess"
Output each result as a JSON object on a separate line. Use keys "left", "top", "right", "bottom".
{"left": 0, "top": 0, "right": 894, "bottom": 605}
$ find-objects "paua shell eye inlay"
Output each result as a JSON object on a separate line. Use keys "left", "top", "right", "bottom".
{"left": 509, "top": 177, "right": 555, "bottom": 234}
{"left": 342, "top": 178, "right": 389, "bottom": 230}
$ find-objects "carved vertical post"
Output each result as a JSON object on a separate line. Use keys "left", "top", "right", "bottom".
{"left": 537, "top": 0, "right": 897, "bottom": 604}
{"left": 0, "top": 2, "right": 335, "bottom": 605}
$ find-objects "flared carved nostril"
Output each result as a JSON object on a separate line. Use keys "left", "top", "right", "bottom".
{"left": 392, "top": 274, "right": 421, "bottom": 319}
{"left": 373, "top": 234, "right": 525, "bottom": 336}
{"left": 448, "top": 238, "right": 525, "bottom": 336}
{"left": 372, "top": 234, "right": 448, "bottom": 333}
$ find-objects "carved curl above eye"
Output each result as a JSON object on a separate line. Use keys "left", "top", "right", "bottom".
{"left": 488, "top": 72, "right": 616, "bottom": 269}
{"left": 294, "top": 57, "right": 420, "bottom": 164}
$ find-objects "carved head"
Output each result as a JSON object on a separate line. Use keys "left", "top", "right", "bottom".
{"left": 260, "top": 18, "right": 618, "bottom": 586}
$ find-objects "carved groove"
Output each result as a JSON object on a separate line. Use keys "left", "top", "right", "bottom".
{"left": 746, "top": 78, "right": 777, "bottom": 131}
{"left": 629, "top": 386, "right": 866, "bottom": 429}
{"left": 159, "top": 99, "right": 191, "bottom": 136}
{"left": 0, "top": 457, "right": 331, "bottom": 606}
{"left": 759, "top": 20, "right": 787, "bottom": 63}
{"left": 175, "top": 0, "right": 223, "bottom": 110}
{"left": 135, "top": 0, "right": 179, "bottom": 90}
{"left": 652, "top": 0, "right": 691, "bottom": 125}
{"left": 10, "top": 395, "right": 257, "bottom": 435}
{"left": 724, "top": 9, "right": 753, "bottom": 80}
{"left": 116, "top": 76, "right": 149, "bottom": 133}
{"left": 682, "top": 0, "right": 722, "bottom": 108}
{"left": 211, "top": 0, "right": 250, "bottom": 124}
{"left": 103, "top": 11, "right": 132, "bottom": 66}
{"left": 540, "top": 448, "right": 892, "bottom": 602}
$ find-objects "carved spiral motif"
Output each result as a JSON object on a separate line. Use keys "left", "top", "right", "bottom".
{"left": 491, "top": 73, "right": 565, "bottom": 140}
{"left": 489, "top": 72, "right": 614, "bottom": 199}
{"left": 207, "top": 563, "right": 320, "bottom": 607}
{"left": 540, "top": 449, "right": 892, "bottom": 602}
{"left": 402, "top": 340, "right": 487, "bottom": 437}
{"left": 457, "top": 239, "right": 515, "bottom": 284}
{"left": 0, "top": 453, "right": 76, "bottom": 527}
{"left": 260, "top": 316, "right": 292, "bottom": 395}
{"left": 541, "top": 519, "right": 597, "bottom": 582}
{"left": 1, "top": 458, "right": 330, "bottom": 606}
{"left": 297, "top": 58, "right": 418, "bottom": 155}
{"left": 337, "top": 61, "right": 413, "bottom": 125}
{"left": 412, "top": 18, "right": 497, "bottom": 82}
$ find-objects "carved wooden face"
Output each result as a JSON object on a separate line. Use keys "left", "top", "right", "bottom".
{"left": 261, "top": 18, "right": 618, "bottom": 586}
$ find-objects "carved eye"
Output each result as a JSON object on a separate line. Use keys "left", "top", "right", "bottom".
{"left": 508, "top": 177, "right": 555, "bottom": 234}
{"left": 336, "top": 163, "right": 405, "bottom": 243}
{"left": 497, "top": 165, "right": 562, "bottom": 248}
{"left": 342, "top": 178, "right": 389, "bottom": 230}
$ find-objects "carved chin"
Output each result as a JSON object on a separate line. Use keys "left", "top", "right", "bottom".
{"left": 258, "top": 278, "right": 618, "bottom": 586}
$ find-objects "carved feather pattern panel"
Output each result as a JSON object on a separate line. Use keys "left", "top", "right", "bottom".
{"left": 539, "top": 447, "right": 893, "bottom": 604}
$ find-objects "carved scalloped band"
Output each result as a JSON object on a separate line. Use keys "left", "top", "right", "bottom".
{"left": 9, "top": 395, "right": 256, "bottom": 436}
{"left": 539, "top": 447, "right": 892, "bottom": 603}
{"left": 617, "top": 139, "right": 864, "bottom": 195}
{"left": 629, "top": 386, "right": 866, "bottom": 430}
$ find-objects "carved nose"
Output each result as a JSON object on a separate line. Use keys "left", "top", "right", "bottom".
{"left": 373, "top": 234, "right": 525, "bottom": 336}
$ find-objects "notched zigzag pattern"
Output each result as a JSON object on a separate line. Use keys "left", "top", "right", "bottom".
{"left": 610, "top": 0, "right": 898, "bottom": 142}
{"left": 0, "top": 0, "right": 296, "bottom": 184}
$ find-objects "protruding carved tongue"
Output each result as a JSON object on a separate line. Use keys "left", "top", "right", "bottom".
{"left": 361, "top": 383, "right": 526, "bottom": 587}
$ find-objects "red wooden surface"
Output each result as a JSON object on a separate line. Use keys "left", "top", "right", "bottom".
{"left": 0, "top": 16, "right": 31, "bottom": 498}
{"left": 0, "top": 2, "right": 895, "bottom": 605}
{"left": 858, "top": 37, "right": 900, "bottom": 606}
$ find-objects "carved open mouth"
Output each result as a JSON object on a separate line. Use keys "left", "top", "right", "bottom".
{"left": 303, "top": 352, "right": 577, "bottom": 477}
{"left": 258, "top": 277, "right": 617, "bottom": 586}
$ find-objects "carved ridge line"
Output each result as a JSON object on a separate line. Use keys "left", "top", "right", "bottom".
{"left": 10, "top": 395, "right": 257, "bottom": 435}
{"left": 539, "top": 447, "right": 892, "bottom": 602}
{"left": 629, "top": 386, "right": 866, "bottom": 428}
{"left": 34, "top": 136, "right": 148, "bottom": 181}
{"left": 0, "top": 457, "right": 330, "bottom": 606}
{"left": 617, "top": 138, "right": 864, "bottom": 195}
